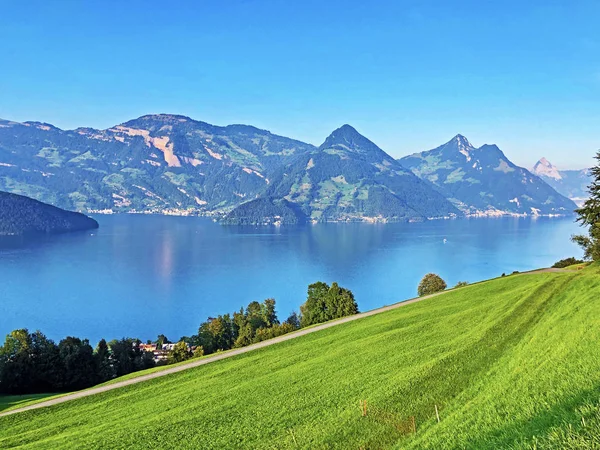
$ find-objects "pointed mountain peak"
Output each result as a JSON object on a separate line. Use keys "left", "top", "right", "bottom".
{"left": 448, "top": 134, "right": 474, "bottom": 150}
{"left": 322, "top": 124, "right": 361, "bottom": 143}
{"left": 437, "top": 134, "right": 476, "bottom": 160}
{"left": 533, "top": 157, "right": 562, "bottom": 180}
{"left": 320, "top": 124, "right": 380, "bottom": 153}
{"left": 536, "top": 157, "right": 553, "bottom": 167}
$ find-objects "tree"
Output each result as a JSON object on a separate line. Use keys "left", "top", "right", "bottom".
{"left": 0, "top": 329, "right": 62, "bottom": 394}
{"left": 58, "top": 337, "right": 96, "bottom": 390}
{"left": 198, "top": 315, "right": 235, "bottom": 354}
{"left": 30, "top": 330, "right": 61, "bottom": 392}
{"left": 95, "top": 339, "right": 115, "bottom": 382}
{"left": 233, "top": 323, "right": 254, "bottom": 348}
{"left": 454, "top": 281, "right": 469, "bottom": 288}
{"left": 168, "top": 341, "right": 191, "bottom": 364}
{"left": 156, "top": 334, "right": 170, "bottom": 347}
{"left": 418, "top": 273, "right": 447, "bottom": 297}
{"left": 552, "top": 257, "right": 584, "bottom": 269}
{"left": 300, "top": 282, "right": 358, "bottom": 327}
{"left": 0, "top": 329, "right": 34, "bottom": 394}
{"left": 573, "top": 150, "right": 600, "bottom": 261}
{"left": 261, "top": 299, "right": 279, "bottom": 327}
{"left": 284, "top": 312, "right": 301, "bottom": 330}
{"left": 108, "top": 338, "right": 154, "bottom": 376}
{"left": 300, "top": 282, "right": 330, "bottom": 327}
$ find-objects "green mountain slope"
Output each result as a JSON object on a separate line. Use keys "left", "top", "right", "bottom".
{"left": 0, "top": 190, "right": 98, "bottom": 235}
{"left": 0, "top": 115, "right": 315, "bottom": 213}
{"left": 1, "top": 266, "right": 599, "bottom": 448}
{"left": 228, "top": 125, "right": 460, "bottom": 223}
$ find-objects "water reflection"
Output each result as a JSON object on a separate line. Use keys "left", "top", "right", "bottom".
{"left": 0, "top": 215, "right": 581, "bottom": 344}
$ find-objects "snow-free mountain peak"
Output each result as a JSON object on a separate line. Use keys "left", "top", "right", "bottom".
{"left": 533, "top": 157, "right": 562, "bottom": 180}
{"left": 320, "top": 124, "right": 382, "bottom": 156}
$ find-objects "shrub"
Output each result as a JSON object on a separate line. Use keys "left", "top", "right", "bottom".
{"left": 418, "top": 273, "right": 447, "bottom": 297}
{"left": 552, "top": 257, "right": 584, "bottom": 268}
{"left": 455, "top": 281, "right": 469, "bottom": 288}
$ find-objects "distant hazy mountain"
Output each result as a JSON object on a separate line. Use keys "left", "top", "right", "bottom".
{"left": 226, "top": 125, "right": 460, "bottom": 223}
{"left": 0, "top": 190, "right": 98, "bottom": 236}
{"left": 532, "top": 158, "right": 591, "bottom": 206}
{"left": 0, "top": 115, "right": 315, "bottom": 214}
{"left": 399, "top": 135, "right": 576, "bottom": 216}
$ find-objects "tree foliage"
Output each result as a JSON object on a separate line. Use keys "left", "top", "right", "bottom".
{"left": 552, "top": 257, "right": 584, "bottom": 268}
{"left": 0, "top": 283, "right": 357, "bottom": 395}
{"left": 573, "top": 151, "right": 600, "bottom": 261}
{"left": 299, "top": 282, "right": 359, "bottom": 327}
{"left": 168, "top": 341, "right": 192, "bottom": 364}
{"left": 0, "top": 329, "right": 158, "bottom": 395}
{"left": 418, "top": 273, "right": 447, "bottom": 297}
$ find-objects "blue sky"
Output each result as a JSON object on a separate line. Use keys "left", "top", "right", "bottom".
{"left": 0, "top": 0, "right": 598, "bottom": 168}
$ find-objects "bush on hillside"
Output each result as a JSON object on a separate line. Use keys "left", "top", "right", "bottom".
{"left": 552, "top": 257, "right": 584, "bottom": 268}
{"left": 455, "top": 281, "right": 469, "bottom": 288}
{"left": 418, "top": 273, "right": 447, "bottom": 297}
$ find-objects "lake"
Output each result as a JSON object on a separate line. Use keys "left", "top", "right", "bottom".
{"left": 0, "top": 215, "right": 583, "bottom": 344}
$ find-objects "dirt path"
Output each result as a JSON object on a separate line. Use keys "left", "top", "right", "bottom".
{"left": 0, "top": 268, "right": 571, "bottom": 418}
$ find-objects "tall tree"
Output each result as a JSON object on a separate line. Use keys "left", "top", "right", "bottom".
{"left": 0, "top": 329, "right": 34, "bottom": 394}
{"left": 261, "top": 299, "right": 279, "bottom": 327}
{"left": 284, "top": 312, "right": 301, "bottom": 330}
{"left": 58, "top": 337, "right": 96, "bottom": 390}
{"left": 573, "top": 150, "right": 600, "bottom": 261}
{"left": 95, "top": 338, "right": 115, "bottom": 382}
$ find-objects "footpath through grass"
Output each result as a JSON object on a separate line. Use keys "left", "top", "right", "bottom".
{"left": 0, "top": 394, "right": 55, "bottom": 413}
{"left": 1, "top": 266, "right": 599, "bottom": 449}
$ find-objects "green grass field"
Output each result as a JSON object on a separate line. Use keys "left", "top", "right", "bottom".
{"left": 1, "top": 266, "right": 599, "bottom": 449}
{"left": 0, "top": 394, "right": 55, "bottom": 413}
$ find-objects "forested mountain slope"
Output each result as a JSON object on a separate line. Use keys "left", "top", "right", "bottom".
{"left": 0, "top": 191, "right": 98, "bottom": 235}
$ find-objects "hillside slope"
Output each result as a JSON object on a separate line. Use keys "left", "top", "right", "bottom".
{"left": 227, "top": 125, "right": 460, "bottom": 223}
{"left": 400, "top": 135, "right": 576, "bottom": 216}
{"left": 1, "top": 267, "right": 599, "bottom": 449}
{"left": 0, "top": 191, "right": 98, "bottom": 235}
{"left": 0, "top": 116, "right": 315, "bottom": 213}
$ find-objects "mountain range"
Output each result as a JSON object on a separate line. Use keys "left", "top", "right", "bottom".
{"left": 225, "top": 125, "right": 459, "bottom": 224}
{"left": 399, "top": 135, "right": 576, "bottom": 216}
{"left": 531, "top": 157, "right": 591, "bottom": 206}
{"left": 0, "top": 114, "right": 579, "bottom": 224}
{"left": 0, "top": 115, "right": 313, "bottom": 214}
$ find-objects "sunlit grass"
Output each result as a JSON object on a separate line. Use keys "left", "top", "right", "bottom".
{"left": 1, "top": 265, "right": 599, "bottom": 449}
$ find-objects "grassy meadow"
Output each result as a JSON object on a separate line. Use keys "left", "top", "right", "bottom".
{"left": 1, "top": 266, "right": 599, "bottom": 449}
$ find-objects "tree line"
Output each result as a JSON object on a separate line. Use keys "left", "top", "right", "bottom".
{"left": 0, "top": 281, "right": 358, "bottom": 395}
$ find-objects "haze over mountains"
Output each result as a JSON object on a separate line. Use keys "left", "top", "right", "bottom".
{"left": 0, "top": 114, "right": 578, "bottom": 224}
{"left": 531, "top": 157, "right": 591, "bottom": 206}
{"left": 399, "top": 135, "right": 577, "bottom": 216}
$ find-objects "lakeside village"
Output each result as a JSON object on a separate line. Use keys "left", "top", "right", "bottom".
{"left": 138, "top": 342, "right": 199, "bottom": 364}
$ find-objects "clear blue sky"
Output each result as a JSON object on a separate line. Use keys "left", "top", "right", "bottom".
{"left": 1, "top": 0, "right": 598, "bottom": 169}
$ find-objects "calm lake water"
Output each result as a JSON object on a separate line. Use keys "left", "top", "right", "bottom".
{"left": 0, "top": 215, "right": 583, "bottom": 344}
